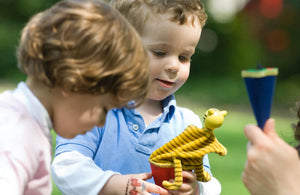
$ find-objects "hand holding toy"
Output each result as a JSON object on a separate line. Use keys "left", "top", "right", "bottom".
{"left": 149, "top": 108, "right": 227, "bottom": 190}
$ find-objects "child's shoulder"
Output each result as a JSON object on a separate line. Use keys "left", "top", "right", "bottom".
{"left": 0, "top": 90, "right": 24, "bottom": 111}
{"left": 0, "top": 90, "right": 46, "bottom": 144}
{"left": 175, "top": 105, "right": 197, "bottom": 115}
{"left": 172, "top": 105, "right": 201, "bottom": 125}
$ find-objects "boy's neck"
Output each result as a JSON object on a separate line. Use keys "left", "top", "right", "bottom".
{"left": 136, "top": 99, "right": 162, "bottom": 126}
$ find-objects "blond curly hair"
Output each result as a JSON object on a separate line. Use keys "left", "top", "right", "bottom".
{"left": 104, "top": 0, "right": 207, "bottom": 34}
{"left": 17, "top": 0, "right": 150, "bottom": 108}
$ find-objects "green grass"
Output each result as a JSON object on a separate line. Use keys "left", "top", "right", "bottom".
{"left": 50, "top": 131, "right": 61, "bottom": 195}
{"left": 1, "top": 80, "right": 296, "bottom": 195}
{"left": 175, "top": 95, "right": 295, "bottom": 195}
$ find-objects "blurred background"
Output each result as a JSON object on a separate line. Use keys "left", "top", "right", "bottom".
{"left": 1, "top": 0, "right": 299, "bottom": 106}
{"left": 0, "top": 0, "right": 299, "bottom": 194}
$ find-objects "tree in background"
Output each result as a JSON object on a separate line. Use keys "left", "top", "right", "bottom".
{"left": 243, "top": 0, "right": 300, "bottom": 81}
{"left": 1, "top": 0, "right": 299, "bottom": 93}
{"left": 0, "top": 0, "right": 59, "bottom": 80}
{"left": 190, "top": 0, "right": 299, "bottom": 78}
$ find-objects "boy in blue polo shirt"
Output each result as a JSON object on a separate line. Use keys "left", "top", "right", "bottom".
{"left": 51, "top": 0, "right": 222, "bottom": 194}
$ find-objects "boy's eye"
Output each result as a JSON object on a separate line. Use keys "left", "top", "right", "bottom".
{"left": 179, "top": 55, "right": 191, "bottom": 62}
{"left": 153, "top": 51, "right": 166, "bottom": 57}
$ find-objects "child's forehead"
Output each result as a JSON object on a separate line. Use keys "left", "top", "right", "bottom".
{"left": 141, "top": 14, "right": 202, "bottom": 49}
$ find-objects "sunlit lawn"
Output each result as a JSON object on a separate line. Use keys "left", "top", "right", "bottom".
{"left": 1, "top": 80, "right": 296, "bottom": 195}
{"left": 174, "top": 96, "right": 294, "bottom": 195}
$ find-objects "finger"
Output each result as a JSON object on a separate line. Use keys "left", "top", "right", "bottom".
{"left": 246, "top": 141, "right": 252, "bottom": 151}
{"left": 263, "top": 118, "right": 279, "bottom": 139}
{"left": 174, "top": 182, "right": 193, "bottom": 192}
{"left": 244, "top": 124, "right": 265, "bottom": 144}
{"left": 126, "top": 178, "right": 168, "bottom": 195}
{"left": 141, "top": 172, "right": 153, "bottom": 180}
{"left": 131, "top": 172, "right": 152, "bottom": 181}
{"left": 181, "top": 171, "right": 196, "bottom": 182}
{"left": 144, "top": 181, "right": 169, "bottom": 195}
{"left": 169, "top": 184, "right": 193, "bottom": 195}
{"left": 177, "top": 171, "right": 198, "bottom": 194}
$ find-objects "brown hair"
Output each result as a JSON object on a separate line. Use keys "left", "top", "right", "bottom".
{"left": 293, "top": 103, "right": 300, "bottom": 155}
{"left": 105, "top": 0, "right": 207, "bottom": 34}
{"left": 17, "top": 0, "right": 150, "bottom": 108}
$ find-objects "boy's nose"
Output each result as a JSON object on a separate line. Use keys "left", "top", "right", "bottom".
{"left": 165, "top": 58, "right": 179, "bottom": 73}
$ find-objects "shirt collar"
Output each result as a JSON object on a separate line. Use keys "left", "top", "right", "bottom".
{"left": 161, "top": 94, "right": 176, "bottom": 121}
{"left": 122, "top": 94, "right": 177, "bottom": 129}
{"left": 13, "top": 82, "right": 53, "bottom": 139}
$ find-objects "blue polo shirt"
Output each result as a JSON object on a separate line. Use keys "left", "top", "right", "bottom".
{"left": 54, "top": 95, "right": 211, "bottom": 183}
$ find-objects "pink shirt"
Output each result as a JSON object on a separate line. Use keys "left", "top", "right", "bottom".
{"left": 0, "top": 82, "right": 53, "bottom": 195}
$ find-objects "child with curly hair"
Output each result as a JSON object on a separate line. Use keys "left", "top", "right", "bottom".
{"left": 0, "top": 0, "right": 152, "bottom": 194}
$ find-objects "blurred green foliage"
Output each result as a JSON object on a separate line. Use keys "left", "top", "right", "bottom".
{"left": 0, "top": 0, "right": 59, "bottom": 80}
{"left": 0, "top": 0, "right": 299, "bottom": 103}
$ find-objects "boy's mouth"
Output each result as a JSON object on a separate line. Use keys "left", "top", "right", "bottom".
{"left": 156, "top": 79, "right": 174, "bottom": 88}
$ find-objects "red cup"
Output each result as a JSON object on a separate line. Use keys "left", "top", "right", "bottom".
{"left": 150, "top": 163, "right": 175, "bottom": 188}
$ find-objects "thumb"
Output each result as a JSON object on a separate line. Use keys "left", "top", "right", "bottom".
{"left": 263, "top": 118, "right": 279, "bottom": 139}
{"left": 134, "top": 172, "right": 153, "bottom": 181}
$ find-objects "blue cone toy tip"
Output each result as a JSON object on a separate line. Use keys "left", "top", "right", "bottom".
{"left": 242, "top": 67, "right": 278, "bottom": 129}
